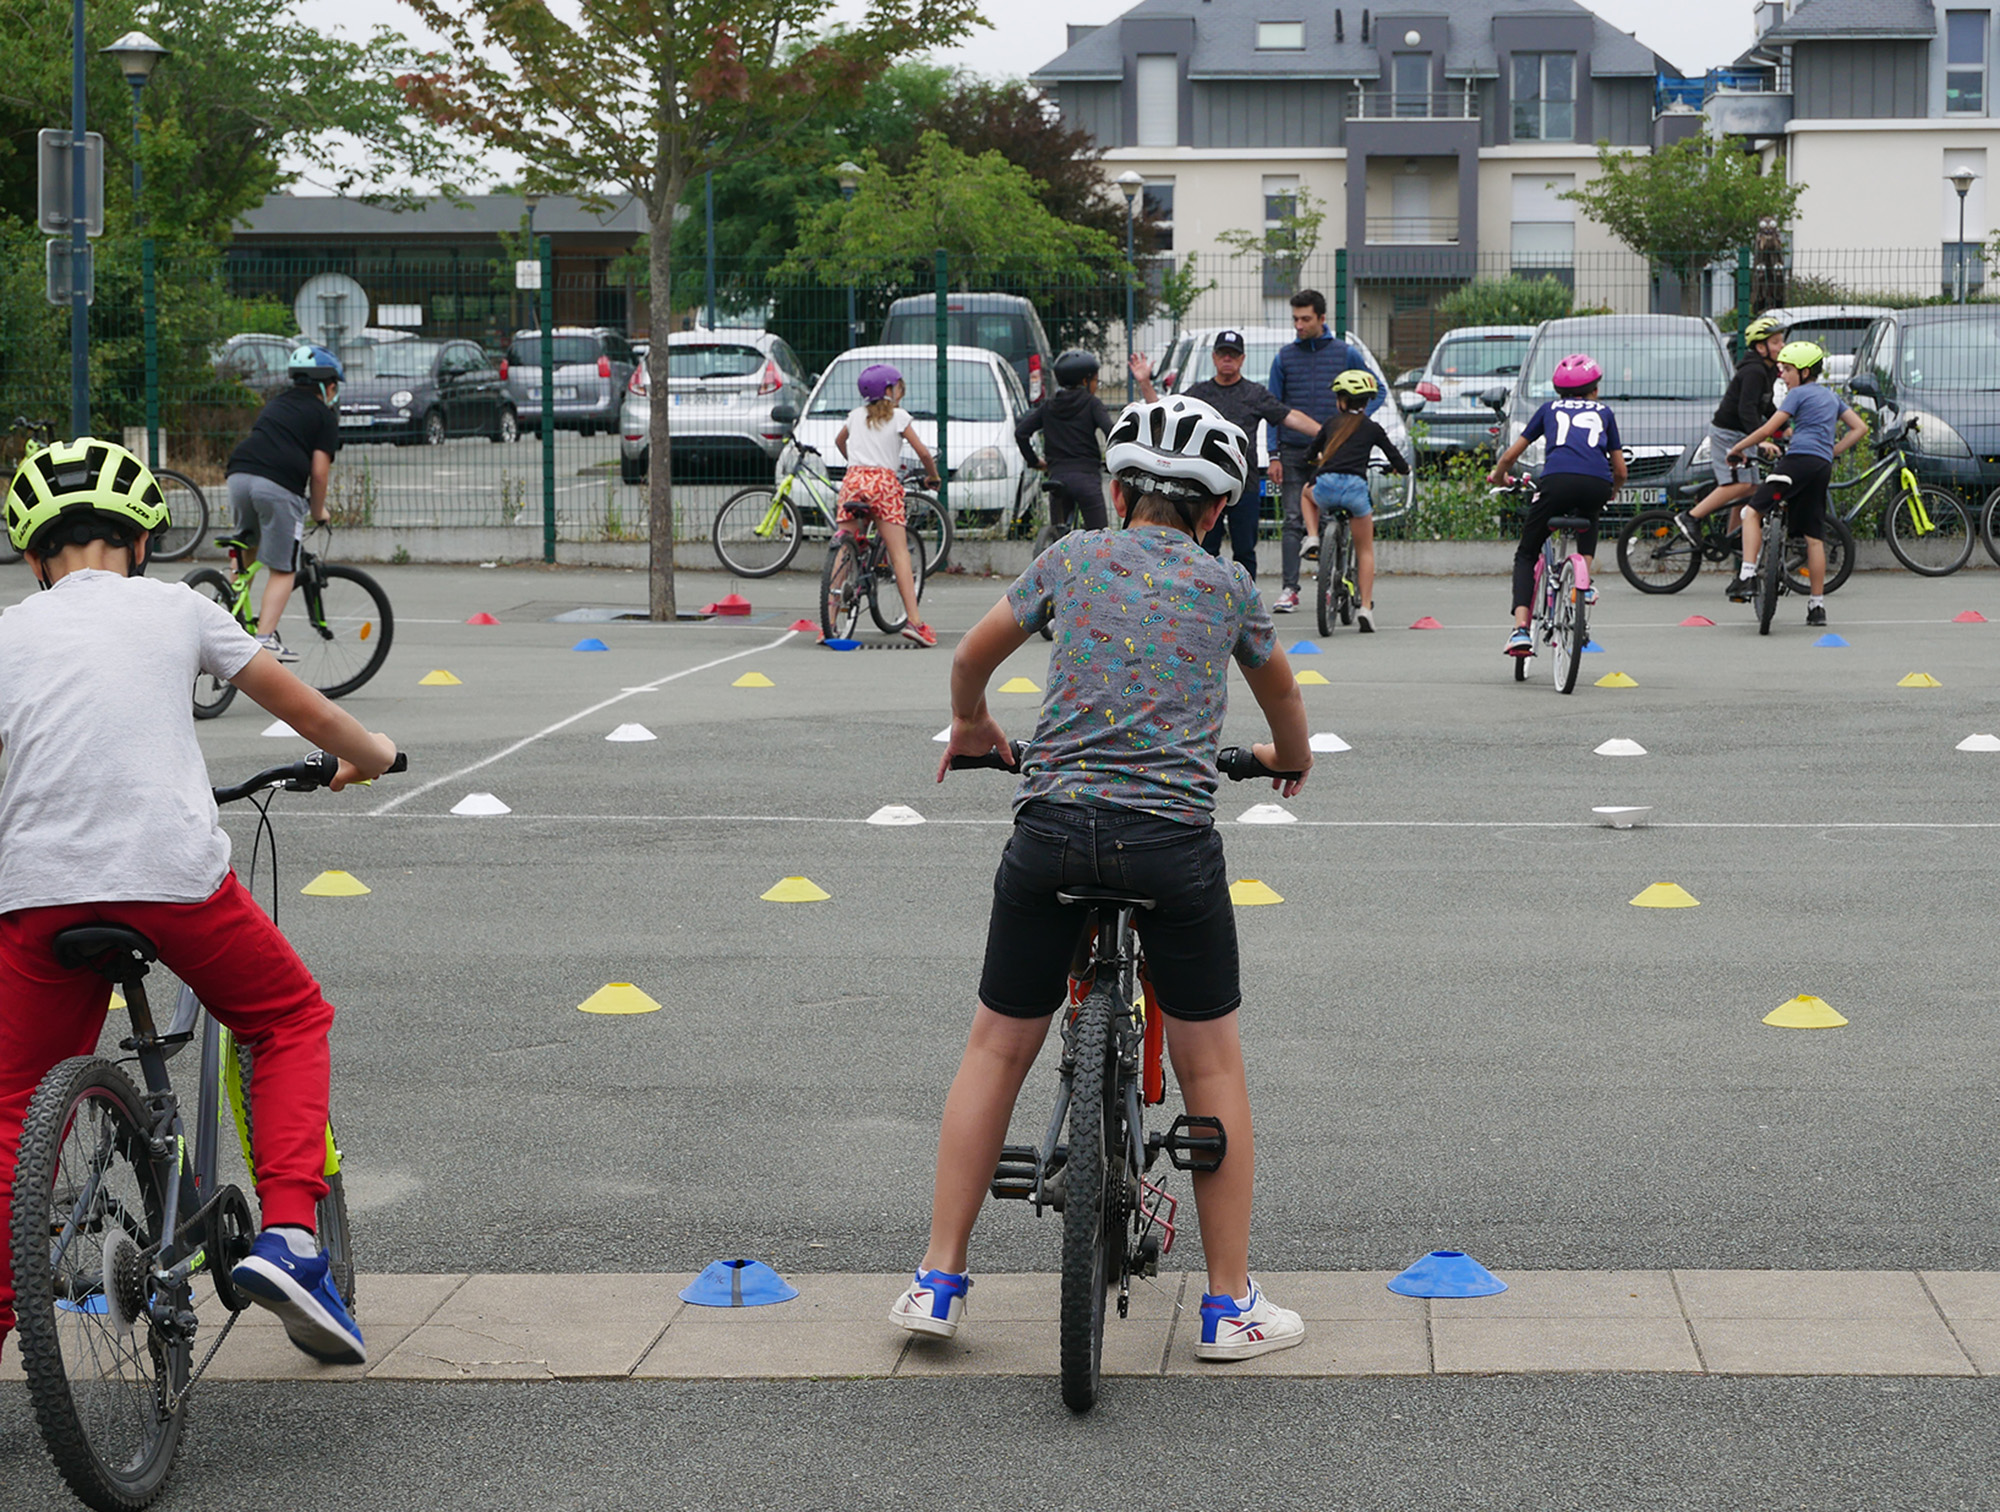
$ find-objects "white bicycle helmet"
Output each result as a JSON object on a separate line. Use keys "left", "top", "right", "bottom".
{"left": 1104, "top": 396, "right": 1251, "bottom": 507}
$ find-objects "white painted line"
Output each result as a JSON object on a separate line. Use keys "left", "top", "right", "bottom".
{"left": 232, "top": 812, "right": 2000, "bottom": 832}
{"left": 368, "top": 630, "right": 799, "bottom": 816}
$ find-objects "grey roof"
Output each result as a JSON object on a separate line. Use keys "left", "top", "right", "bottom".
{"left": 1030, "top": 0, "right": 1665, "bottom": 82}
{"left": 1760, "top": 0, "right": 1936, "bottom": 43}
{"left": 235, "top": 193, "right": 645, "bottom": 238}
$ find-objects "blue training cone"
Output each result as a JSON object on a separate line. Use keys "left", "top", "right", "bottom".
{"left": 1387, "top": 1249, "right": 1507, "bottom": 1298}
{"left": 1582, "top": 640, "right": 1606, "bottom": 653}
{"left": 822, "top": 638, "right": 861, "bottom": 651}
{"left": 1288, "top": 639, "right": 1322, "bottom": 655}
{"left": 679, "top": 1259, "right": 799, "bottom": 1308}
{"left": 1815, "top": 633, "right": 1849, "bottom": 648}
{"left": 572, "top": 637, "right": 610, "bottom": 652}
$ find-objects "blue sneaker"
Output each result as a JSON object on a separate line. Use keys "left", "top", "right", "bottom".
{"left": 889, "top": 1268, "right": 971, "bottom": 1338}
{"left": 1505, "top": 626, "right": 1533, "bottom": 657}
{"left": 230, "top": 1229, "right": 365, "bottom": 1365}
{"left": 1194, "top": 1278, "right": 1304, "bottom": 1361}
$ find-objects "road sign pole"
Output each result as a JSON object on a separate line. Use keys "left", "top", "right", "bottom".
{"left": 540, "top": 234, "right": 555, "bottom": 564}
{"left": 69, "top": 0, "right": 88, "bottom": 440}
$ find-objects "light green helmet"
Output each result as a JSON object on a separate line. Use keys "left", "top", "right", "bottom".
{"left": 6, "top": 437, "right": 168, "bottom": 555}
{"left": 1777, "top": 340, "right": 1826, "bottom": 377}
{"left": 1743, "top": 315, "right": 1786, "bottom": 346}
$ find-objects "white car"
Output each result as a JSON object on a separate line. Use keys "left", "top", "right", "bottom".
{"left": 790, "top": 344, "right": 1040, "bottom": 529}
{"left": 1755, "top": 305, "right": 1890, "bottom": 385}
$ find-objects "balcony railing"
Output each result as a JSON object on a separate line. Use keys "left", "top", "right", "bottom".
{"left": 1364, "top": 217, "right": 1461, "bottom": 246}
{"left": 1344, "top": 87, "right": 1480, "bottom": 121}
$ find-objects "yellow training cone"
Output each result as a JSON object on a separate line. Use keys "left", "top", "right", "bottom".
{"left": 999, "top": 677, "right": 1041, "bottom": 694}
{"left": 1595, "top": 671, "right": 1639, "bottom": 688}
{"left": 301, "top": 870, "right": 371, "bottom": 897}
{"left": 761, "top": 875, "right": 831, "bottom": 903}
{"left": 1295, "top": 670, "right": 1330, "bottom": 686}
{"left": 1898, "top": 672, "right": 1943, "bottom": 688}
{"left": 1629, "top": 882, "right": 1698, "bottom": 908}
{"left": 577, "top": 983, "right": 663, "bottom": 1016}
{"left": 108, "top": 989, "right": 125, "bottom": 1012}
{"left": 733, "top": 671, "right": 775, "bottom": 688}
{"left": 1763, "top": 994, "right": 1847, "bottom": 1029}
{"left": 1229, "top": 879, "right": 1284, "bottom": 905}
{"left": 419, "top": 669, "right": 462, "bottom": 686}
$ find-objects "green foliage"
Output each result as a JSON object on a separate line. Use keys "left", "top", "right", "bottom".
{"left": 1388, "top": 445, "right": 1514, "bottom": 541}
{"left": 1157, "top": 252, "right": 1217, "bottom": 341}
{"left": 1216, "top": 184, "right": 1326, "bottom": 290}
{"left": 1436, "top": 275, "right": 1574, "bottom": 330}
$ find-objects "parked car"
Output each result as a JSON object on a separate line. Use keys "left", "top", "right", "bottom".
{"left": 790, "top": 344, "right": 1039, "bottom": 529}
{"left": 878, "top": 293, "right": 1054, "bottom": 404}
{"left": 618, "top": 330, "right": 813, "bottom": 483}
{"left": 1155, "top": 330, "right": 1198, "bottom": 393}
{"left": 1406, "top": 325, "right": 1537, "bottom": 462}
{"left": 1754, "top": 304, "right": 1888, "bottom": 383}
{"left": 505, "top": 327, "right": 638, "bottom": 435}
{"left": 335, "top": 338, "right": 517, "bottom": 445}
{"left": 1846, "top": 305, "right": 2000, "bottom": 498}
{"left": 213, "top": 333, "right": 301, "bottom": 399}
{"left": 1486, "top": 315, "right": 1733, "bottom": 513}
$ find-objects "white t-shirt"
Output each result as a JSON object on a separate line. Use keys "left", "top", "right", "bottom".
{"left": 0, "top": 570, "right": 260, "bottom": 911}
{"left": 843, "top": 406, "right": 912, "bottom": 470}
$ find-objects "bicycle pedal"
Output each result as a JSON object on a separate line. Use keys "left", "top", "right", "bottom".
{"left": 1160, "top": 1114, "right": 1227, "bottom": 1172}
{"left": 989, "top": 1143, "right": 1041, "bottom": 1201}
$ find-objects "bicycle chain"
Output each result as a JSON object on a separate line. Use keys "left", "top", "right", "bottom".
{"left": 164, "top": 1308, "right": 239, "bottom": 1414}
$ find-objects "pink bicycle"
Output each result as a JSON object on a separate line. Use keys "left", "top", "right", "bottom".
{"left": 1496, "top": 475, "right": 1592, "bottom": 695}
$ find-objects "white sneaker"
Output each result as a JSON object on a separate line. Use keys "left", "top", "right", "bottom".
{"left": 890, "top": 1268, "right": 970, "bottom": 1338}
{"left": 1194, "top": 1278, "right": 1305, "bottom": 1361}
{"left": 1272, "top": 586, "right": 1300, "bottom": 614}
{"left": 1355, "top": 604, "right": 1375, "bottom": 633}
{"left": 256, "top": 632, "right": 300, "bottom": 665}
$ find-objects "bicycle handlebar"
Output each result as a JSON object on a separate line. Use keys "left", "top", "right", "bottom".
{"left": 212, "top": 751, "right": 407, "bottom": 806}
{"left": 948, "top": 742, "right": 1301, "bottom": 782}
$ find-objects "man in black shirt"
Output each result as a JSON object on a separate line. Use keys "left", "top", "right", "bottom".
{"left": 224, "top": 345, "right": 342, "bottom": 661}
{"left": 1133, "top": 330, "right": 1317, "bottom": 579}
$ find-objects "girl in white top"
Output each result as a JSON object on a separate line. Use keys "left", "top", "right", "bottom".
{"left": 832, "top": 363, "right": 941, "bottom": 646}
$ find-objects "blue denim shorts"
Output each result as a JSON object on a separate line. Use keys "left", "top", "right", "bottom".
{"left": 1310, "top": 471, "right": 1372, "bottom": 517}
{"left": 978, "top": 800, "right": 1241, "bottom": 1021}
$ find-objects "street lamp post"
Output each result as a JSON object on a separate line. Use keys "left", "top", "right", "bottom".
{"left": 1949, "top": 167, "right": 1979, "bottom": 304}
{"left": 1116, "top": 170, "right": 1144, "bottom": 401}
{"left": 837, "top": 161, "right": 862, "bottom": 348}
{"left": 103, "top": 31, "right": 169, "bottom": 470}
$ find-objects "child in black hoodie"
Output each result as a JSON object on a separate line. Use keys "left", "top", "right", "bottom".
{"left": 1014, "top": 350, "right": 1116, "bottom": 531}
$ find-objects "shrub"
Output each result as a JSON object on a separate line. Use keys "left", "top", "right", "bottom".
{"left": 1437, "top": 275, "right": 1574, "bottom": 331}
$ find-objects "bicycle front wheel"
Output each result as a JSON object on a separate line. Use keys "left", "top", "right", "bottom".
{"left": 1885, "top": 486, "right": 1974, "bottom": 577}
{"left": 183, "top": 568, "right": 241, "bottom": 719}
{"left": 12, "top": 1056, "right": 190, "bottom": 1512}
{"left": 1059, "top": 986, "right": 1120, "bottom": 1414}
{"left": 711, "top": 486, "right": 802, "bottom": 578}
{"left": 285, "top": 563, "right": 393, "bottom": 699}
{"left": 819, "top": 537, "right": 863, "bottom": 642}
{"left": 1551, "top": 560, "right": 1584, "bottom": 695}
{"left": 149, "top": 471, "right": 210, "bottom": 563}
{"left": 1979, "top": 486, "right": 2000, "bottom": 567}
{"left": 229, "top": 1039, "right": 356, "bottom": 1308}
{"left": 868, "top": 528, "right": 927, "bottom": 635}
{"left": 904, "top": 491, "right": 953, "bottom": 576}
{"left": 1616, "top": 510, "right": 1701, "bottom": 594}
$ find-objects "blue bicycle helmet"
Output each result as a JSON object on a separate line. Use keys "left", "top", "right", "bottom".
{"left": 288, "top": 344, "right": 344, "bottom": 386}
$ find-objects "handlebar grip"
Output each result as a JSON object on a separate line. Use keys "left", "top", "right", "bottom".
{"left": 1217, "top": 745, "right": 1301, "bottom": 782}
{"left": 387, "top": 752, "right": 408, "bottom": 773}
{"left": 948, "top": 742, "right": 1023, "bottom": 773}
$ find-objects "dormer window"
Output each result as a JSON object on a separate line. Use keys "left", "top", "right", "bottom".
{"left": 1947, "top": 12, "right": 1988, "bottom": 113}
{"left": 1512, "top": 53, "right": 1576, "bottom": 141}
{"left": 1257, "top": 21, "right": 1305, "bottom": 50}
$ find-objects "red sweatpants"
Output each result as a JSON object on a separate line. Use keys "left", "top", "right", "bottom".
{"left": 0, "top": 872, "right": 334, "bottom": 1340}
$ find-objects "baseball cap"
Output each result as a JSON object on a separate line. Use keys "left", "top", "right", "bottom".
{"left": 1212, "top": 330, "right": 1246, "bottom": 354}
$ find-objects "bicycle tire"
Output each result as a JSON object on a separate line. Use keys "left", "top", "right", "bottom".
{"left": 1551, "top": 561, "right": 1584, "bottom": 695}
{"left": 1885, "top": 485, "right": 1974, "bottom": 577}
{"left": 710, "top": 486, "right": 801, "bottom": 578}
{"left": 12, "top": 1056, "right": 189, "bottom": 1512}
{"left": 1059, "top": 985, "right": 1118, "bottom": 1414}
{"left": 1336, "top": 526, "right": 1355, "bottom": 627}
{"left": 1780, "top": 515, "right": 1855, "bottom": 596}
{"left": 1757, "top": 514, "right": 1784, "bottom": 635}
{"left": 904, "top": 491, "right": 953, "bottom": 576}
{"left": 1314, "top": 523, "right": 1336, "bottom": 637}
{"left": 1616, "top": 510, "right": 1702, "bottom": 594}
{"left": 1980, "top": 486, "right": 2000, "bottom": 568}
{"left": 868, "top": 528, "right": 928, "bottom": 635}
{"left": 230, "top": 1039, "right": 356, "bottom": 1308}
{"left": 148, "top": 470, "right": 209, "bottom": 563}
{"left": 286, "top": 563, "right": 393, "bottom": 700}
{"left": 183, "top": 568, "right": 241, "bottom": 719}
{"left": 1513, "top": 646, "right": 1527, "bottom": 681}
{"left": 819, "top": 537, "right": 863, "bottom": 642}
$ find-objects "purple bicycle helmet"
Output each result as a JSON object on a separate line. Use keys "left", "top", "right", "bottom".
{"left": 1551, "top": 353, "right": 1603, "bottom": 393}
{"left": 857, "top": 363, "right": 904, "bottom": 401}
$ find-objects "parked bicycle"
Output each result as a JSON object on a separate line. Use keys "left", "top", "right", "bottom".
{"left": 819, "top": 497, "right": 928, "bottom": 641}
{"left": 1495, "top": 475, "right": 1592, "bottom": 695}
{"left": 948, "top": 740, "right": 1298, "bottom": 1413}
{"left": 183, "top": 527, "right": 393, "bottom": 718}
{"left": 6, "top": 418, "right": 209, "bottom": 567}
{"left": 712, "top": 433, "right": 952, "bottom": 579}
{"left": 1316, "top": 461, "right": 1411, "bottom": 638}
{"left": 10, "top": 750, "right": 399, "bottom": 1512}
{"left": 1971, "top": 481, "right": 2000, "bottom": 569}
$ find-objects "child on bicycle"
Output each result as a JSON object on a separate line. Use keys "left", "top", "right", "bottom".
{"left": 833, "top": 363, "right": 941, "bottom": 647}
{"left": 0, "top": 438, "right": 397, "bottom": 1369}
{"left": 1723, "top": 340, "right": 1868, "bottom": 625}
{"left": 1013, "top": 349, "right": 1115, "bottom": 534}
{"left": 1488, "top": 353, "right": 1627, "bottom": 657}
{"left": 1303, "top": 369, "right": 1410, "bottom": 632}
{"left": 900, "top": 395, "right": 1315, "bottom": 1361}
{"left": 1674, "top": 314, "right": 1787, "bottom": 548}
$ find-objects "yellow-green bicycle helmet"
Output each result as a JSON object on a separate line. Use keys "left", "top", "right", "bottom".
{"left": 1777, "top": 340, "right": 1826, "bottom": 377}
{"left": 1742, "top": 315, "right": 1787, "bottom": 346}
{"left": 1331, "top": 369, "right": 1379, "bottom": 398}
{"left": 6, "top": 436, "right": 168, "bottom": 559}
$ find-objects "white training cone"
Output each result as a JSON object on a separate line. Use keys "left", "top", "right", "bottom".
{"left": 261, "top": 720, "right": 300, "bottom": 739}
{"left": 606, "top": 723, "right": 657, "bottom": 742}
{"left": 1956, "top": 733, "right": 2000, "bottom": 752}
{"left": 867, "top": 805, "right": 926, "bottom": 826}
{"left": 1309, "top": 732, "right": 1351, "bottom": 753}
{"left": 1593, "top": 806, "right": 1653, "bottom": 829}
{"left": 933, "top": 727, "right": 951, "bottom": 742}
{"left": 1594, "top": 738, "right": 1648, "bottom": 757}
{"left": 1237, "top": 804, "right": 1298, "bottom": 825}
{"left": 451, "top": 793, "right": 512, "bottom": 816}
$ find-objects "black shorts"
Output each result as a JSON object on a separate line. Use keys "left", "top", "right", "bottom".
{"left": 1748, "top": 452, "right": 1832, "bottom": 541}
{"left": 978, "top": 801, "right": 1240, "bottom": 1022}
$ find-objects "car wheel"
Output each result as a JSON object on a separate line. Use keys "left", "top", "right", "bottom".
{"left": 492, "top": 406, "right": 518, "bottom": 444}
{"left": 621, "top": 452, "right": 647, "bottom": 485}
{"left": 422, "top": 409, "right": 447, "bottom": 446}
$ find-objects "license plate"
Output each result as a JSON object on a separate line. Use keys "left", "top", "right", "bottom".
{"left": 1616, "top": 487, "right": 1665, "bottom": 505}
{"left": 338, "top": 414, "right": 373, "bottom": 427}
{"left": 555, "top": 386, "right": 578, "bottom": 400}
{"left": 671, "top": 393, "right": 726, "bottom": 407}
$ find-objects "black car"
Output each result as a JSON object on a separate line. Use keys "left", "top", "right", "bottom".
{"left": 1846, "top": 307, "right": 2000, "bottom": 499}
{"left": 335, "top": 339, "right": 518, "bottom": 446}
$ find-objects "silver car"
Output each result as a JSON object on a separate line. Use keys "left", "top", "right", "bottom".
{"left": 1405, "top": 325, "right": 1536, "bottom": 460}
{"left": 618, "top": 331, "right": 813, "bottom": 483}
{"left": 505, "top": 327, "right": 637, "bottom": 435}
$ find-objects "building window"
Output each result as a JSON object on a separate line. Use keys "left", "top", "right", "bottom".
{"left": 1393, "top": 54, "right": 1431, "bottom": 117}
{"left": 1136, "top": 54, "right": 1179, "bottom": 147}
{"left": 1262, "top": 174, "right": 1300, "bottom": 299}
{"left": 1257, "top": 21, "right": 1304, "bottom": 51}
{"left": 1142, "top": 180, "right": 1175, "bottom": 253}
{"left": 1947, "top": 12, "right": 1988, "bottom": 113}
{"left": 1512, "top": 173, "right": 1576, "bottom": 288}
{"left": 1512, "top": 53, "right": 1576, "bottom": 141}
{"left": 1944, "top": 243, "right": 1987, "bottom": 296}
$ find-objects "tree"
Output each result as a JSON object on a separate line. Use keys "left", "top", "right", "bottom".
{"left": 397, "top": 0, "right": 984, "bottom": 621}
{"left": 1217, "top": 183, "right": 1327, "bottom": 294}
{"left": 1156, "top": 251, "right": 1217, "bottom": 346}
{"left": 1436, "top": 274, "right": 1575, "bottom": 330}
{"left": 1563, "top": 132, "right": 1806, "bottom": 312}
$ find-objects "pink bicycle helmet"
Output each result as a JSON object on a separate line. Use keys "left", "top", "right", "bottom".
{"left": 857, "top": 363, "right": 903, "bottom": 401}
{"left": 1551, "top": 353, "right": 1603, "bottom": 393}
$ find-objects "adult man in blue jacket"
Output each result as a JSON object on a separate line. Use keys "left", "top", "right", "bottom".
{"left": 1266, "top": 290, "right": 1379, "bottom": 612}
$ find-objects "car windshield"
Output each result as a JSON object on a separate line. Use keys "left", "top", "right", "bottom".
{"left": 808, "top": 358, "right": 1011, "bottom": 422}
{"left": 670, "top": 344, "right": 764, "bottom": 379}
{"left": 507, "top": 336, "right": 600, "bottom": 367}
{"left": 1897, "top": 318, "right": 2000, "bottom": 390}
{"left": 1522, "top": 332, "right": 1727, "bottom": 402}
{"left": 1783, "top": 321, "right": 1871, "bottom": 358}
{"left": 880, "top": 312, "right": 1032, "bottom": 360}
{"left": 350, "top": 341, "right": 441, "bottom": 381}
{"left": 1435, "top": 335, "right": 1530, "bottom": 378}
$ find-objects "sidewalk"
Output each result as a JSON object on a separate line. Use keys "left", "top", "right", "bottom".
{"left": 9, "top": 1271, "right": 1990, "bottom": 1383}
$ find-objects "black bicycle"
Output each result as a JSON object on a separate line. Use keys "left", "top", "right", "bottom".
{"left": 1617, "top": 466, "right": 1856, "bottom": 597}
{"left": 819, "top": 497, "right": 928, "bottom": 641}
{"left": 10, "top": 751, "right": 401, "bottom": 1511}
{"left": 948, "top": 741, "right": 1296, "bottom": 1412}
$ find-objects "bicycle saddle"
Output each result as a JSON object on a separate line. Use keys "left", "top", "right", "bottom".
{"left": 52, "top": 925, "right": 159, "bottom": 979}
{"left": 1057, "top": 886, "right": 1157, "bottom": 911}
{"left": 213, "top": 536, "right": 253, "bottom": 552}
{"left": 1547, "top": 515, "right": 1593, "bottom": 533}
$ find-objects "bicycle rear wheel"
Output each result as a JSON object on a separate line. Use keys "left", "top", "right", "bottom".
{"left": 1314, "top": 523, "right": 1337, "bottom": 637}
{"left": 284, "top": 562, "right": 393, "bottom": 699}
{"left": 819, "top": 537, "right": 863, "bottom": 642}
{"left": 12, "top": 1056, "right": 190, "bottom": 1512}
{"left": 868, "top": 528, "right": 928, "bottom": 635}
{"left": 1335, "top": 525, "right": 1355, "bottom": 627}
{"left": 1980, "top": 486, "right": 2000, "bottom": 567}
{"left": 148, "top": 471, "right": 209, "bottom": 563}
{"left": 1551, "top": 560, "right": 1584, "bottom": 695}
{"left": 1616, "top": 510, "right": 1701, "bottom": 594}
{"left": 1059, "top": 986, "right": 1120, "bottom": 1414}
{"left": 1757, "top": 516, "right": 1784, "bottom": 635}
{"left": 182, "top": 568, "right": 241, "bottom": 719}
{"left": 710, "top": 486, "right": 801, "bottom": 578}
{"left": 1885, "top": 485, "right": 1974, "bottom": 577}
{"left": 1780, "top": 516, "right": 1854, "bottom": 596}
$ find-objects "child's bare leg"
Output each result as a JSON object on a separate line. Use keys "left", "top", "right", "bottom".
{"left": 257, "top": 570, "right": 295, "bottom": 638}
{"left": 879, "top": 520, "right": 922, "bottom": 623}
{"left": 1688, "top": 480, "right": 1751, "bottom": 522}
{"left": 1351, "top": 514, "right": 1375, "bottom": 606}
{"left": 1301, "top": 494, "right": 1320, "bottom": 544}
{"left": 1163, "top": 1011, "right": 1254, "bottom": 1299}
{"left": 919, "top": 1005, "right": 1053, "bottom": 1274}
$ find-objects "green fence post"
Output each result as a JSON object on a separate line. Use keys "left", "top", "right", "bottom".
{"left": 539, "top": 234, "right": 555, "bottom": 564}
{"left": 934, "top": 248, "right": 948, "bottom": 518}
{"left": 1334, "top": 247, "right": 1349, "bottom": 335}
{"left": 1735, "top": 246, "right": 1752, "bottom": 342}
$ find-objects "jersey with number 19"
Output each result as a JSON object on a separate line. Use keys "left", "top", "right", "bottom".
{"left": 1521, "top": 398, "right": 1621, "bottom": 484}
